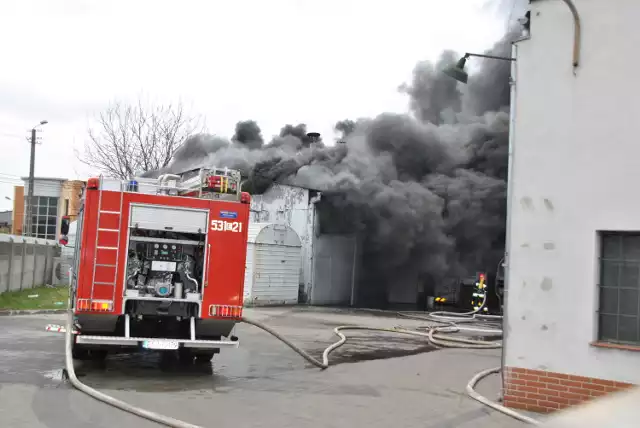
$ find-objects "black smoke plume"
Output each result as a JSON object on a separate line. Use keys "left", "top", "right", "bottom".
{"left": 145, "top": 28, "right": 520, "bottom": 305}
{"left": 232, "top": 120, "right": 264, "bottom": 149}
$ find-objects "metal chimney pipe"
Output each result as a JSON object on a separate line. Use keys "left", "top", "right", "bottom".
{"left": 306, "top": 132, "right": 321, "bottom": 144}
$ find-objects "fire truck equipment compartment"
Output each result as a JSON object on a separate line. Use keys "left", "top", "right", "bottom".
{"left": 129, "top": 204, "right": 208, "bottom": 233}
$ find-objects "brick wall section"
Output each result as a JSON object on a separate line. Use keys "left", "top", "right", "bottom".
{"left": 11, "top": 186, "right": 24, "bottom": 235}
{"left": 503, "top": 367, "right": 634, "bottom": 413}
{"left": 61, "top": 180, "right": 84, "bottom": 221}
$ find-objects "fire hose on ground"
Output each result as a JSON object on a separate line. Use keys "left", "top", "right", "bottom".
{"left": 62, "top": 297, "right": 540, "bottom": 427}
{"left": 63, "top": 310, "right": 203, "bottom": 428}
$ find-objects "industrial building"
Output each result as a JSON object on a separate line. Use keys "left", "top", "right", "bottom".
{"left": 249, "top": 183, "right": 359, "bottom": 306}
{"left": 503, "top": 0, "right": 639, "bottom": 413}
{"left": 247, "top": 182, "right": 456, "bottom": 309}
{"left": 0, "top": 210, "right": 11, "bottom": 234}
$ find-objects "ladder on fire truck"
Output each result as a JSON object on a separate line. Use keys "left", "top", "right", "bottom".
{"left": 89, "top": 176, "right": 124, "bottom": 305}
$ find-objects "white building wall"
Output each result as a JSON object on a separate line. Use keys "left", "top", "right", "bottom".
{"left": 505, "top": 0, "right": 640, "bottom": 383}
{"left": 249, "top": 184, "right": 318, "bottom": 300}
{"left": 23, "top": 178, "right": 65, "bottom": 198}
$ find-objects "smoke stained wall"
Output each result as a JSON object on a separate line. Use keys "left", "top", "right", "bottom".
{"left": 144, "top": 29, "right": 520, "bottom": 307}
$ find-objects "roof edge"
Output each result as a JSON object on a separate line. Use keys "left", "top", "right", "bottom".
{"left": 20, "top": 177, "right": 68, "bottom": 182}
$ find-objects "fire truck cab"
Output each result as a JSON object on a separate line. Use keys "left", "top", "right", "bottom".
{"left": 66, "top": 167, "right": 250, "bottom": 363}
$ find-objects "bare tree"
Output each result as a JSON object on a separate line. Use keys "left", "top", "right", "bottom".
{"left": 79, "top": 98, "right": 203, "bottom": 179}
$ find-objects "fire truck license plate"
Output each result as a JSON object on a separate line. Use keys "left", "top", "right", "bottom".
{"left": 142, "top": 339, "right": 179, "bottom": 350}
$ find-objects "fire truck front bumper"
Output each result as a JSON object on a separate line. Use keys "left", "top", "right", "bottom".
{"left": 76, "top": 335, "right": 239, "bottom": 350}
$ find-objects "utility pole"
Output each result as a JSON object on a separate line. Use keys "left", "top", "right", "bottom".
{"left": 25, "top": 128, "right": 36, "bottom": 237}
{"left": 25, "top": 120, "right": 48, "bottom": 237}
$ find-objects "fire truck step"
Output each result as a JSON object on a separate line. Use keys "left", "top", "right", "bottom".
{"left": 95, "top": 264, "right": 117, "bottom": 267}
{"left": 76, "top": 335, "right": 240, "bottom": 349}
{"left": 94, "top": 281, "right": 115, "bottom": 285}
{"left": 97, "top": 246, "right": 118, "bottom": 250}
{"left": 98, "top": 228, "right": 119, "bottom": 232}
{"left": 100, "top": 210, "right": 120, "bottom": 215}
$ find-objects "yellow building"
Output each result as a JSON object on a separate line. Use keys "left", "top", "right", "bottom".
{"left": 10, "top": 185, "right": 24, "bottom": 235}
{"left": 11, "top": 178, "right": 85, "bottom": 239}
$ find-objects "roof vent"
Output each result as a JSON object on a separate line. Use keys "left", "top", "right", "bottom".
{"left": 306, "top": 132, "right": 321, "bottom": 144}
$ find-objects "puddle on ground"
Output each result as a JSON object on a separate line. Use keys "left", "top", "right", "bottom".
{"left": 38, "top": 351, "right": 240, "bottom": 393}
{"left": 310, "top": 334, "right": 439, "bottom": 365}
{"left": 38, "top": 332, "right": 447, "bottom": 393}
{"left": 334, "top": 345, "right": 436, "bottom": 364}
{"left": 37, "top": 344, "right": 308, "bottom": 394}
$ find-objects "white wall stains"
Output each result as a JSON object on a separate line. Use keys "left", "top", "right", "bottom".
{"left": 505, "top": 0, "right": 640, "bottom": 384}
{"left": 250, "top": 184, "right": 316, "bottom": 300}
{"left": 520, "top": 196, "right": 534, "bottom": 211}
{"left": 542, "top": 242, "right": 555, "bottom": 250}
{"left": 249, "top": 184, "right": 360, "bottom": 305}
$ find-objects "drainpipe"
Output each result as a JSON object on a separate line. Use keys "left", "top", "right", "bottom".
{"left": 560, "top": 0, "right": 581, "bottom": 70}
{"left": 501, "top": 41, "right": 518, "bottom": 399}
{"left": 532, "top": 0, "right": 581, "bottom": 71}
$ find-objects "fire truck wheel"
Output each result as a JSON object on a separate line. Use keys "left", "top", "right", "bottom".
{"left": 72, "top": 345, "right": 107, "bottom": 361}
{"left": 194, "top": 352, "right": 214, "bottom": 363}
{"left": 178, "top": 347, "right": 194, "bottom": 364}
{"left": 71, "top": 347, "right": 91, "bottom": 360}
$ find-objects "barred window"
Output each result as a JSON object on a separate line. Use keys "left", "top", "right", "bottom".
{"left": 598, "top": 232, "right": 640, "bottom": 344}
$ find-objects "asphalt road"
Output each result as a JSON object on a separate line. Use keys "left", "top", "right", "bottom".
{"left": 0, "top": 308, "right": 529, "bottom": 428}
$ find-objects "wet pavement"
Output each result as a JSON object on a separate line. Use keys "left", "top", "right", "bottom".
{"left": 0, "top": 308, "right": 528, "bottom": 428}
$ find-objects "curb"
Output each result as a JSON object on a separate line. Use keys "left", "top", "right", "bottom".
{"left": 0, "top": 309, "right": 67, "bottom": 316}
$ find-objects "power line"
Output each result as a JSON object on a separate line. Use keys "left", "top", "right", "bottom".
{"left": 0, "top": 172, "right": 22, "bottom": 179}
{"left": 0, "top": 172, "right": 23, "bottom": 180}
{"left": 0, "top": 132, "right": 23, "bottom": 138}
{"left": 0, "top": 176, "right": 24, "bottom": 184}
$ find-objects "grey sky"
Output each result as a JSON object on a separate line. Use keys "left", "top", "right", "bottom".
{"left": 0, "top": 0, "right": 521, "bottom": 210}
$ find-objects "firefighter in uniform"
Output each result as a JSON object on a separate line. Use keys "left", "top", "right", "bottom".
{"left": 471, "top": 272, "right": 489, "bottom": 312}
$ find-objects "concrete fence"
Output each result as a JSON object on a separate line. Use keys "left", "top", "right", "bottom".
{"left": 0, "top": 234, "right": 61, "bottom": 293}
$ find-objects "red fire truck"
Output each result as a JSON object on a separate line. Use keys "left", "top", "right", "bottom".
{"left": 62, "top": 167, "right": 250, "bottom": 363}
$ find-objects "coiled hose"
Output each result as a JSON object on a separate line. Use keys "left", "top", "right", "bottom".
{"left": 405, "top": 300, "right": 540, "bottom": 424}
{"left": 241, "top": 317, "right": 436, "bottom": 369}
{"left": 467, "top": 367, "right": 541, "bottom": 426}
{"left": 64, "top": 310, "right": 204, "bottom": 428}
{"left": 242, "top": 296, "right": 539, "bottom": 425}
{"left": 63, "top": 295, "right": 539, "bottom": 426}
